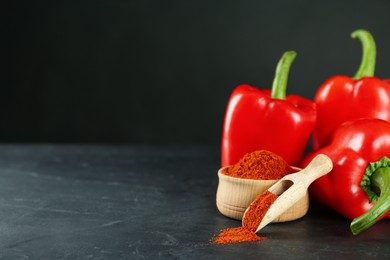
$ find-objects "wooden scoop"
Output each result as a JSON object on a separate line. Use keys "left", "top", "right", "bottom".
{"left": 243, "top": 154, "right": 333, "bottom": 233}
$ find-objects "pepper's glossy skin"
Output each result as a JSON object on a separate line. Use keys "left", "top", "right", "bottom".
{"left": 221, "top": 85, "right": 316, "bottom": 167}
{"left": 304, "top": 118, "right": 390, "bottom": 220}
{"left": 313, "top": 77, "right": 390, "bottom": 150}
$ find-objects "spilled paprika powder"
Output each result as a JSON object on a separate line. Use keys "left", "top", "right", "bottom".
{"left": 213, "top": 191, "right": 279, "bottom": 245}
{"left": 222, "top": 150, "right": 295, "bottom": 180}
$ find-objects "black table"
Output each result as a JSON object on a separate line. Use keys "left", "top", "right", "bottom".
{"left": 0, "top": 145, "right": 389, "bottom": 259}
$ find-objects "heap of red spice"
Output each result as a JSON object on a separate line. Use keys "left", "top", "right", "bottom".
{"left": 222, "top": 150, "right": 295, "bottom": 180}
{"left": 212, "top": 191, "right": 279, "bottom": 245}
{"left": 212, "top": 227, "right": 262, "bottom": 244}
{"left": 242, "top": 191, "right": 278, "bottom": 232}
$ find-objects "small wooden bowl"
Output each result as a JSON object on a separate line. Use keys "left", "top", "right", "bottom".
{"left": 216, "top": 166, "right": 309, "bottom": 221}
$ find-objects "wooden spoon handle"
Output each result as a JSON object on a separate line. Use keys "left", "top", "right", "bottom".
{"left": 300, "top": 154, "right": 333, "bottom": 187}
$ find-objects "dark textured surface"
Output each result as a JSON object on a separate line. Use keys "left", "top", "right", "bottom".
{"left": 0, "top": 145, "right": 389, "bottom": 259}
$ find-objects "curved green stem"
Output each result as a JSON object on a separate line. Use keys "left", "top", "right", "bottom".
{"left": 271, "top": 51, "right": 297, "bottom": 100}
{"left": 351, "top": 167, "right": 390, "bottom": 235}
{"left": 351, "top": 29, "right": 376, "bottom": 80}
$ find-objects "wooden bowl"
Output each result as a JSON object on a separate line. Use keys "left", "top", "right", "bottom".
{"left": 216, "top": 166, "right": 309, "bottom": 221}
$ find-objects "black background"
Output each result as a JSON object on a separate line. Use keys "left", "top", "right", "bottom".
{"left": 2, "top": 0, "right": 390, "bottom": 144}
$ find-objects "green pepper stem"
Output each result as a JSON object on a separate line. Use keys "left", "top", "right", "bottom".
{"left": 270, "top": 51, "right": 297, "bottom": 100}
{"left": 351, "top": 29, "right": 376, "bottom": 80}
{"left": 350, "top": 167, "right": 390, "bottom": 235}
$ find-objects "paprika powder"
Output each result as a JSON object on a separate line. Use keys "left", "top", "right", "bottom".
{"left": 242, "top": 191, "right": 279, "bottom": 232}
{"left": 222, "top": 150, "right": 295, "bottom": 180}
{"left": 212, "top": 227, "right": 263, "bottom": 244}
{"left": 212, "top": 190, "right": 279, "bottom": 245}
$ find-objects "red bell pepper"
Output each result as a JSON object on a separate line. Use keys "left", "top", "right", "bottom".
{"left": 313, "top": 29, "right": 390, "bottom": 150}
{"left": 303, "top": 118, "right": 390, "bottom": 235}
{"left": 221, "top": 51, "right": 316, "bottom": 167}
